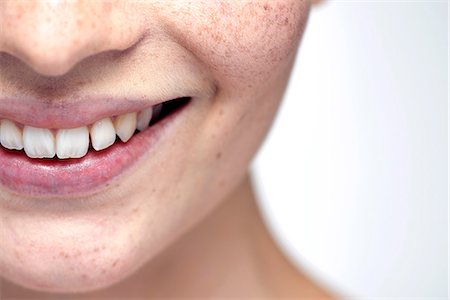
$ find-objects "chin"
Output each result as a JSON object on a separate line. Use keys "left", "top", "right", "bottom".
{"left": 1, "top": 220, "right": 143, "bottom": 294}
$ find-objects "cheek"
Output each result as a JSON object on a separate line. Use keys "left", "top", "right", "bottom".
{"left": 171, "top": 1, "right": 310, "bottom": 207}
{"left": 189, "top": 58, "right": 296, "bottom": 215}
{"left": 164, "top": 0, "right": 310, "bottom": 89}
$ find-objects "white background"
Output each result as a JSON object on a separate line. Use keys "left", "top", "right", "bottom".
{"left": 252, "top": 1, "right": 448, "bottom": 299}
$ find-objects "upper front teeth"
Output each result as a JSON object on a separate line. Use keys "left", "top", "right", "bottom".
{"left": 23, "top": 126, "right": 56, "bottom": 159}
{"left": 0, "top": 106, "right": 155, "bottom": 159}
{"left": 56, "top": 127, "right": 90, "bottom": 159}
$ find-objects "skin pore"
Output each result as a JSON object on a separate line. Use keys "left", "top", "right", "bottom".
{"left": 0, "top": 0, "right": 332, "bottom": 298}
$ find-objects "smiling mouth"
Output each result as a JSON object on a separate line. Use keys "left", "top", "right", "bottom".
{"left": 0, "top": 97, "right": 191, "bottom": 197}
{"left": 0, "top": 97, "right": 190, "bottom": 159}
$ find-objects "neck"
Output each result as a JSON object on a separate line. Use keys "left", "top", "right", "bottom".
{"left": 1, "top": 173, "right": 330, "bottom": 299}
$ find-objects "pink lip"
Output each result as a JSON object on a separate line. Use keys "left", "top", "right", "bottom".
{"left": 0, "top": 100, "right": 189, "bottom": 197}
{"left": 0, "top": 95, "right": 177, "bottom": 129}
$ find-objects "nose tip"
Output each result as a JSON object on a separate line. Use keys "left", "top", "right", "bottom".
{"left": 0, "top": 1, "right": 143, "bottom": 77}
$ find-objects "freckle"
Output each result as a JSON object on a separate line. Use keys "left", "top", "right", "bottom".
{"left": 93, "top": 247, "right": 99, "bottom": 253}
{"left": 216, "top": 152, "right": 222, "bottom": 159}
{"left": 112, "top": 259, "right": 119, "bottom": 268}
{"left": 13, "top": 249, "right": 21, "bottom": 260}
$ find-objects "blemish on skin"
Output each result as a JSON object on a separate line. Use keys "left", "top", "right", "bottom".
{"left": 112, "top": 259, "right": 119, "bottom": 268}
{"left": 13, "top": 249, "right": 24, "bottom": 263}
{"left": 59, "top": 251, "right": 70, "bottom": 258}
{"left": 132, "top": 207, "right": 140, "bottom": 215}
{"left": 216, "top": 152, "right": 222, "bottom": 159}
{"left": 238, "top": 112, "right": 247, "bottom": 122}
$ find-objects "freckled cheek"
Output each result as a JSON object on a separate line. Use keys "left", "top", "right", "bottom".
{"left": 199, "top": 15, "right": 307, "bottom": 88}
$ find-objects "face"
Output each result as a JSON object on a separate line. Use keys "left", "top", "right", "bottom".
{"left": 0, "top": 0, "right": 310, "bottom": 293}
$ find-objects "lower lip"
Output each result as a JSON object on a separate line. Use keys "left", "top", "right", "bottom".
{"left": 0, "top": 102, "right": 189, "bottom": 198}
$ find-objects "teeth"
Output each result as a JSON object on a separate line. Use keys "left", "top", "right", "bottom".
{"left": 136, "top": 107, "right": 153, "bottom": 131}
{"left": 0, "top": 120, "right": 23, "bottom": 150}
{"left": 0, "top": 101, "right": 169, "bottom": 159}
{"left": 114, "top": 112, "right": 137, "bottom": 142}
{"left": 90, "top": 118, "right": 116, "bottom": 151}
{"left": 23, "top": 126, "right": 56, "bottom": 158}
{"left": 56, "top": 126, "right": 89, "bottom": 159}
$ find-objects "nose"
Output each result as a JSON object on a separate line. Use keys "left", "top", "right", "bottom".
{"left": 0, "top": 0, "right": 144, "bottom": 77}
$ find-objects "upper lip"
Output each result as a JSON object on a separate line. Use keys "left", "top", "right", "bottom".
{"left": 0, "top": 95, "right": 176, "bottom": 129}
{"left": 0, "top": 65, "right": 216, "bottom": 129}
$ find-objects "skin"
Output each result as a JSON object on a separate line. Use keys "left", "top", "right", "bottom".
{"left": 0, "top": 0, "right": 333, "bottom": 298}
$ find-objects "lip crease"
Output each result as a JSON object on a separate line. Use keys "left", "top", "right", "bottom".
{"left": 0, "top": 98, "right": 190, "bottom": 197}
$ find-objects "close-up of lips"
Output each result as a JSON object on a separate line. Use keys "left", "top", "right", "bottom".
{"left": 0, "top": 0, "right": 447, "bottom": 299}
{"left": 0, "top": 96, "right": 190, "bottom": 196}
